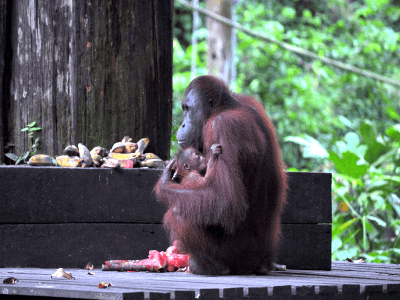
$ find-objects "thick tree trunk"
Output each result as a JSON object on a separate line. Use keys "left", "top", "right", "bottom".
{"left": 206, "top": 0, "right": 231, "bottom": 83}
{"left": 0, "top": 0, "right": 6, "bottom": 164}
{"left": 3, "top": 0, "right": 172, "bottom": 162}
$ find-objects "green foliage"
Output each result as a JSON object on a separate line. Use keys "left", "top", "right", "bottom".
{"left": 170, "top": 120, "right": 181, "bottom": 159}
{"left": 232, "top": 0, "right": 400, "bottom": 169}
{"left": 289, "top": 121, "right": 400, "bottom": 263}
{"left": 171, "top": 27, "right": 208, "bottom": 157}
{"left": 331, "top": 126, "right": 400, "bottom": 263}
{"left": 5, "top": 121, "right": 42, "bottom": 164}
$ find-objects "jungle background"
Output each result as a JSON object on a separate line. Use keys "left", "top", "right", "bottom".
{"left": 172, "top": 0, "right": 400, "bottom": 263}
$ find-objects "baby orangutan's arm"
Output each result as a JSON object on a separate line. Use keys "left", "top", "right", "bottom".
{"left": 204, "top": 144, "right": 222, "bottom": 181}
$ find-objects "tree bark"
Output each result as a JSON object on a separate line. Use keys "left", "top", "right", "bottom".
{"left": 0, "top": 0, "right": 12, "bottom": 164}
{"left": 0, "top": 1, "right": 5, "bottom": 164}
{"left": 3, "top": 0, "right": 173, "bottom": 162}
{"left": 206, "top": 0, "right": 231, "bottom": 83}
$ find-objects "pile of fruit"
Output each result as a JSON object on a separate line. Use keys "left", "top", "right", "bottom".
{"left": 27, "top": 137, "right": 165, "bottom": 169}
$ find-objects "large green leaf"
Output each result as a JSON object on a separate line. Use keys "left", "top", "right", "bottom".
{"left": 343, "top": 132, "right": 368, "bottom": 157}
{"left": 359, "top": 121, "right": 377, "bottom": 147}
{"left": 386, "top": 124, "right": 400, "bottom": 142}
{"left": 365, "top": 141, "right": 387, "bottom": 164}
{"left": 360, "top": 121, "right": 388, "bottom": 163}
{"left": 332, "top": 217, "right": 357, "bottom": 237}
{"left": 284, "top": 135, "right": 329, "bottom": 158}
{"left": 344, "top": 132, "right": 361, "bottom": 152}
{"left": 329, "top": 150, "right": 369, "bottom": 179}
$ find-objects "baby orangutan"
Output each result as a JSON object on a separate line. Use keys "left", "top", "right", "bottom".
{"left": 171, "top": 144, "right": 222, "bottom": 183}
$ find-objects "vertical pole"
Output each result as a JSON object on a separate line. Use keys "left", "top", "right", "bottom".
{"left": 206, "top": 0, "right": 231, "bottom": 83}
{"left": 0, "top": 0, "right": 6, "bottom": 163}
{"left": 191, "top": 0, "right": 199, "bottom": 80}
{"left": 230, "top": 0, "right": 238, "bottom": 91}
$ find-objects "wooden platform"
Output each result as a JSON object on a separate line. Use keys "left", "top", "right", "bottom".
{"left": 1, "top": 262, "right": 399, "bottom": 299}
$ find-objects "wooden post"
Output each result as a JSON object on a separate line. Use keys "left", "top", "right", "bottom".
{"left": 206, "top": 0, "right": 231, "bottom": 83}
{"left": 3, "top": 0, "right": 173, "bottom": 161}
{"left": 0, "top": 0, "right": 8, "bottom": 164}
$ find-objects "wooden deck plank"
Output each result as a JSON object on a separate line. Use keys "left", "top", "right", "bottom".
{"left": 1, "top": 262, "right": 399, "bottom": 299}
{"left": 2, "top": 266, "right": 400, "bottom": 287}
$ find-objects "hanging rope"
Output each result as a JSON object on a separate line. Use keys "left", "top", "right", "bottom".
{"left": 176, "top": 0, "right": 400, "bottom": 88}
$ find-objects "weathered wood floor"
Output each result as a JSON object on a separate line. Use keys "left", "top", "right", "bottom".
{"left": 1, "top": 262, "right": 399, "bottom": 300}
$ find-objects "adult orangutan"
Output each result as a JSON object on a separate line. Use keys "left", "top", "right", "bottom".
{"left": 154, "top": 75, "right": 287, "bottom": 275}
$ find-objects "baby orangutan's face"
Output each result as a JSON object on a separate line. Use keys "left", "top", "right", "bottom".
{"left": 178, "top": 148, "right": 207, "bottom": 174}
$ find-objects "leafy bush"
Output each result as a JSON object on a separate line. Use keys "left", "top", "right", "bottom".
{"left": 287, "top": 121, "right": 400, "bottom": 263}
{"left": 233, "top": 0, "right": 400, "bottom": 169}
